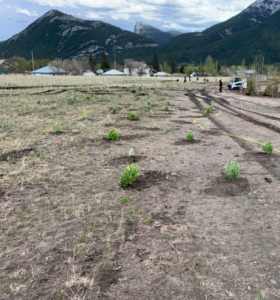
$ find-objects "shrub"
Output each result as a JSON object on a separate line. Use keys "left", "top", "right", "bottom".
{"left": 129, "top": 112, "right": 139, "bottom": 120}
{"left": 69, "top": 97, "right": 75, "bottom": 104}
{"left": 206, "top": 106, "right": 213, "bottom": 113}
{"left": 120, "top": 164, "right": 140, "bottom": 187}
{"left": 54, "top": 123, "right": 61, "bottom": 134}
{"left": 86, "top": 96, "right": 90, "bottom": 100}
{"left": 107, "top": 128, "right": 120, "bottom": 141}
{"left": 224, "top": 159, "right": 240, "bottom": 180}
{"left": 112, "top": 107, "right": 117, "bottom": 114}
{"left": 82, "top": 111, "right": 88, "bottom": 120}
{"left": 186, "top": 130, "right": 194, "bottom": 141}
{"left": 152, "top": 123, "right": 159, "bottom": 129}
{"left": 262, "top": 141, "right": 274, "bottom": 154}
{"left": 164, "top": 105, "right": 169, "bottom": 111}
{"left": 246, "top": 79, "right": 256, "bottom": 95}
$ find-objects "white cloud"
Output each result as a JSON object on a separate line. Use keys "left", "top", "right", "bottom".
{"left": 28, "top": 0, "right": 257, "bottom": 31}
{"left": 16, "top": 7, "right": 39, "bottom": 16}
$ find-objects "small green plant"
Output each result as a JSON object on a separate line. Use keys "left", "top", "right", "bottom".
{"left": 112, "top": 107, "right": 117, "bottom": 114}
{"left": 129, "top": 112, "right": 139, "bottom": 120}
{"left": 206, "top": 106, "right": 213, "bottom": 113}
{"left": 120, "top": 164, "right": 140, "bottom": 187}
{"left": 224, "top": 159, "right": 240, "bottom": 180}
{"left": 119, "top": 197, "right": 131, "bottom": 203}
{"left": 129, "top": 148, "right": 135, "bottom": 157}
{"left": 86, "top": 96, "right": 90, "bottom": 100}
{"left": 202, "top": 110, "right": 207, "bottom": 117}
{"left": 145, "top": 101, "right": 151, "bottom": 106}
{"left": 107, "top": 128, "right": 120, "bottom": 141}
{"left": 69, "top": 97, "right": 75, "bottom": 104}
{"left": 131, "top": 89, "right": 136, "bottom": 93}
{"left": 186, "top": 130, "right": 194, "bottom": 141}
{"left": 161, "top": 97, "right": 165, "bottom": 101}
{"left": 143, "top": 219, "right": 150, "bottom": 225}
{"left": 164, "top": 105, "right": 169, "bottom": 110}
{"left": 35, "top": 151, "right": 42, "bottom": 158}
{"left": 54, "top": 123, "right": 61, "bottom": 134}
{"left": 152, "top": 123, "right": 159, "bottom": 129}
{"left": 82, "top": 111, "right": 88, "bottom": 120}
{"left": 167, "top": 101, "right": 170, "bottom": 105}
{"left": 119, "top": 94, "right": 122, "bottom": 98}
{"left": 262, "top": 141, "right": 274, "bottom": 154}
{"left": 185, "top": 118, "right": 190, "bottom": 123}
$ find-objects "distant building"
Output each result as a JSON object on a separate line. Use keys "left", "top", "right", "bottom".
{"left": 31, "top": 66, "right": 67, "bottom": 76}
{"left": 83, "top": 70, "right": 96, "bottom": 76}
{"left": 103, "top": 69, "right": 126, "bottom": 76}
{"left": 0, "top": 60, "right": 18, "bottom": 74}
{"left": 154, "top": 72, "right": 171, "bottom": 77}
{"left": 124, "top": 60, "right": 156, "bottom": 77}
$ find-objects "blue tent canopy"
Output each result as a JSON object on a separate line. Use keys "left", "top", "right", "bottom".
{"left": 96, "top": 69, "right": 104, "bottom": 74}
{"left": 32, "top": 66, "right": 66, "bottom": 75}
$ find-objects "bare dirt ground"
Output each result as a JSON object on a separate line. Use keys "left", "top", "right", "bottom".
{"left": 0, "top": 76, "right": 280, "bottom": 300}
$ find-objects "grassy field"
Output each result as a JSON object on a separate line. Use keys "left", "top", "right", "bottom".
{"left": 0, "top": 75, "right": 280, "bottom": 300}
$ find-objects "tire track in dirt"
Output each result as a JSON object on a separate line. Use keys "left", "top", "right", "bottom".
{"left": 202, "top": 91, "right": 280, "bottom": 125}
{"left": 189, "top": 91, "right": 280, "bottom": 178}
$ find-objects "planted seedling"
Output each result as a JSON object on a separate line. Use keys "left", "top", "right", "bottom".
{"left": 262, "top": 141, "right": 274, "bottom": 154}
{"left": 186, "top": 130, "right": 194, "bottom": 141}
{"left": 164, "top": 105, "right": 169, "bottom": 111}
{"left": 167, "top": 101, "right": 170, "bottom": 105}
{"left": 145, "top": 101, "right": 151, "bottom": 107}
{"left": 69, "top": 97, "right": 75, "bottom": 104}
{"left": 224, "top": 159, "right": 240, "bottom": 180}
{"left": 129, "top": 148, "right": 135, "bottom": 157}
{"left": 54, "top": 123, "right": 61, "bottom": 134}
{"left": 120, "top": 164, "right": 140, "bottom": 187}
{"left": 112, "top": 107, "right": 117, "bottom": 114}
{"left": 107, "top": 128, "right": 120, "bottom": 141}
{"left": 86, "top": 96, "right": 90, "bottom": 100}
{"left": 202, "top": 110, "right": 207, "bottom": 117}
{"left": 82, "top": 111, "right": 88, "bottom": 120}
{"left": 129, "top": 112, "right": 139, "bottom": 120}
{"left": 152, "top": 123, "right": 159, "bottom": 129}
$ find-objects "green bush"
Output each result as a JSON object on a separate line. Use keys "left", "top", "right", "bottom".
{"left": 86, "top": 96, "right": 90, "bottom": 99}
{"left": 224, "top": 159, "right": 240, "bottom": 180}
{"left": 54, "top": 123, "right": 61, "bottom": 134}
{"left": 164, "top": 105, "right": 169, "bottom": 110}
{"left": 186, "top": 130, "right": 194, "bottom": 141}
{"left": 129, "top": 112, "right": 139, "bottom": 120}
{"left": 246, "top": 80, "right": 256, "bottom": 95}
{"left": 107, "top": 128, "right": 120, "bottom": 141}
{"left": 206, "top": 106, "right": 213, "bottom": 113}
{"left": 120, "top": 164, "right": 140, "bottom": 187}
{"left": 112, "top": 107, "right": 117, "bottom": 114}
{"left": 262, "top": 141, "right": 274, "bottom": 154}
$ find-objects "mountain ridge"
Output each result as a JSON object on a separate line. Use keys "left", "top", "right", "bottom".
{"left": 0, "top": 10, "right": 159, "bottom": 59}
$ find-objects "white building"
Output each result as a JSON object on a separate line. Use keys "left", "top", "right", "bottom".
{"left": 124, "top": 60, "right": 156, "bottom": 77}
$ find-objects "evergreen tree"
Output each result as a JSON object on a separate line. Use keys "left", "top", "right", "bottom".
{"left": 100, "top": 51, "right": 111, "bottom": 71}
{"left": 171, "top": 58, "right": 177, "bottom": 74}
{"left": 152, "top": 51, "right": 160, "bottom": 72}
{"left": 0, "top": 52, "right": 3, "bottom": 59}
{"left": 89, "top": 54, "right": 97, "bottom": 72}
{"left": 216, "top": 61, "right": 221, "bottom": 74}
{"left": 180, "top": 65, "right": 184, "bottom": 73}
{"left": 162, "top": 53, "right": 167, "bottom": 64}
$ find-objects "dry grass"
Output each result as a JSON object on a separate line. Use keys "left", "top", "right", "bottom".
{"left": 0, "top": 75, "right": 279, "bottom": 300}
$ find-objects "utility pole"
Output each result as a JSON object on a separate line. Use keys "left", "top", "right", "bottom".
{"left": 113, "top": 37, "right": 116, "bottom": 70}
{"left": 31, "top": 51, "right": 34, "bottom": 71}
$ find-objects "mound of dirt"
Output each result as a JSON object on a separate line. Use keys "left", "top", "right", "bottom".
{"left": 204, "top": 176, "right": 250, "bottom": 197}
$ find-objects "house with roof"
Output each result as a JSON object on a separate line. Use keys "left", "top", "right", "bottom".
{"left": 31, "top": 66, "right": 67, "bottom": 76}
{"left": 0, "top": 60, "right": 18, "bottom": 74}
{"left": 123, "top": 60, "right": 156, "bottom": 77}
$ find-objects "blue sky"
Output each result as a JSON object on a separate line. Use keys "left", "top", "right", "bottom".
{"left": 0, "top": 0, "right": 256, "bottom": 41}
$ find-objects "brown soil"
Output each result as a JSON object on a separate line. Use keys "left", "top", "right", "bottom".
{"left": 174, "top": 139, "right": 201, "bottom": 145}
{"left": 106, "top": 156, "right": 145, "bottom": 166}
{"left": 0, "top": 148, "right": 33, "bottom": 162}
{"left": 204, "top": 176, "right": 250, "bottom": 197}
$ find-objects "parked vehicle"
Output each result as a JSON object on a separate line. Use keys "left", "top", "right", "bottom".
{"left": 228, "top": 77, "right": 247, "bottom": 90}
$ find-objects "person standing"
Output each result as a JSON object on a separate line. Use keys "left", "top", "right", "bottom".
{"left": 219, "top": 80, "right": 223, "bottom": 92}
{"left": 189, "top": 75, "right": 191, "bottom": 82}
{"left": 184, "top": 76, "right": 187, "bottom": 83}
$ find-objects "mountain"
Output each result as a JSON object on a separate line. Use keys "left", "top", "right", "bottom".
{"left": 167, "top": 30, "right": 183, "bottom": 37}
{"left": 134, "top": 22, "right": 182, "bottom": 44}
{"left": 0, "top": 10, "right": 159, "bottom": 60}
{"left": 111, "top": 0, "right": 280, "bottom": 65}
